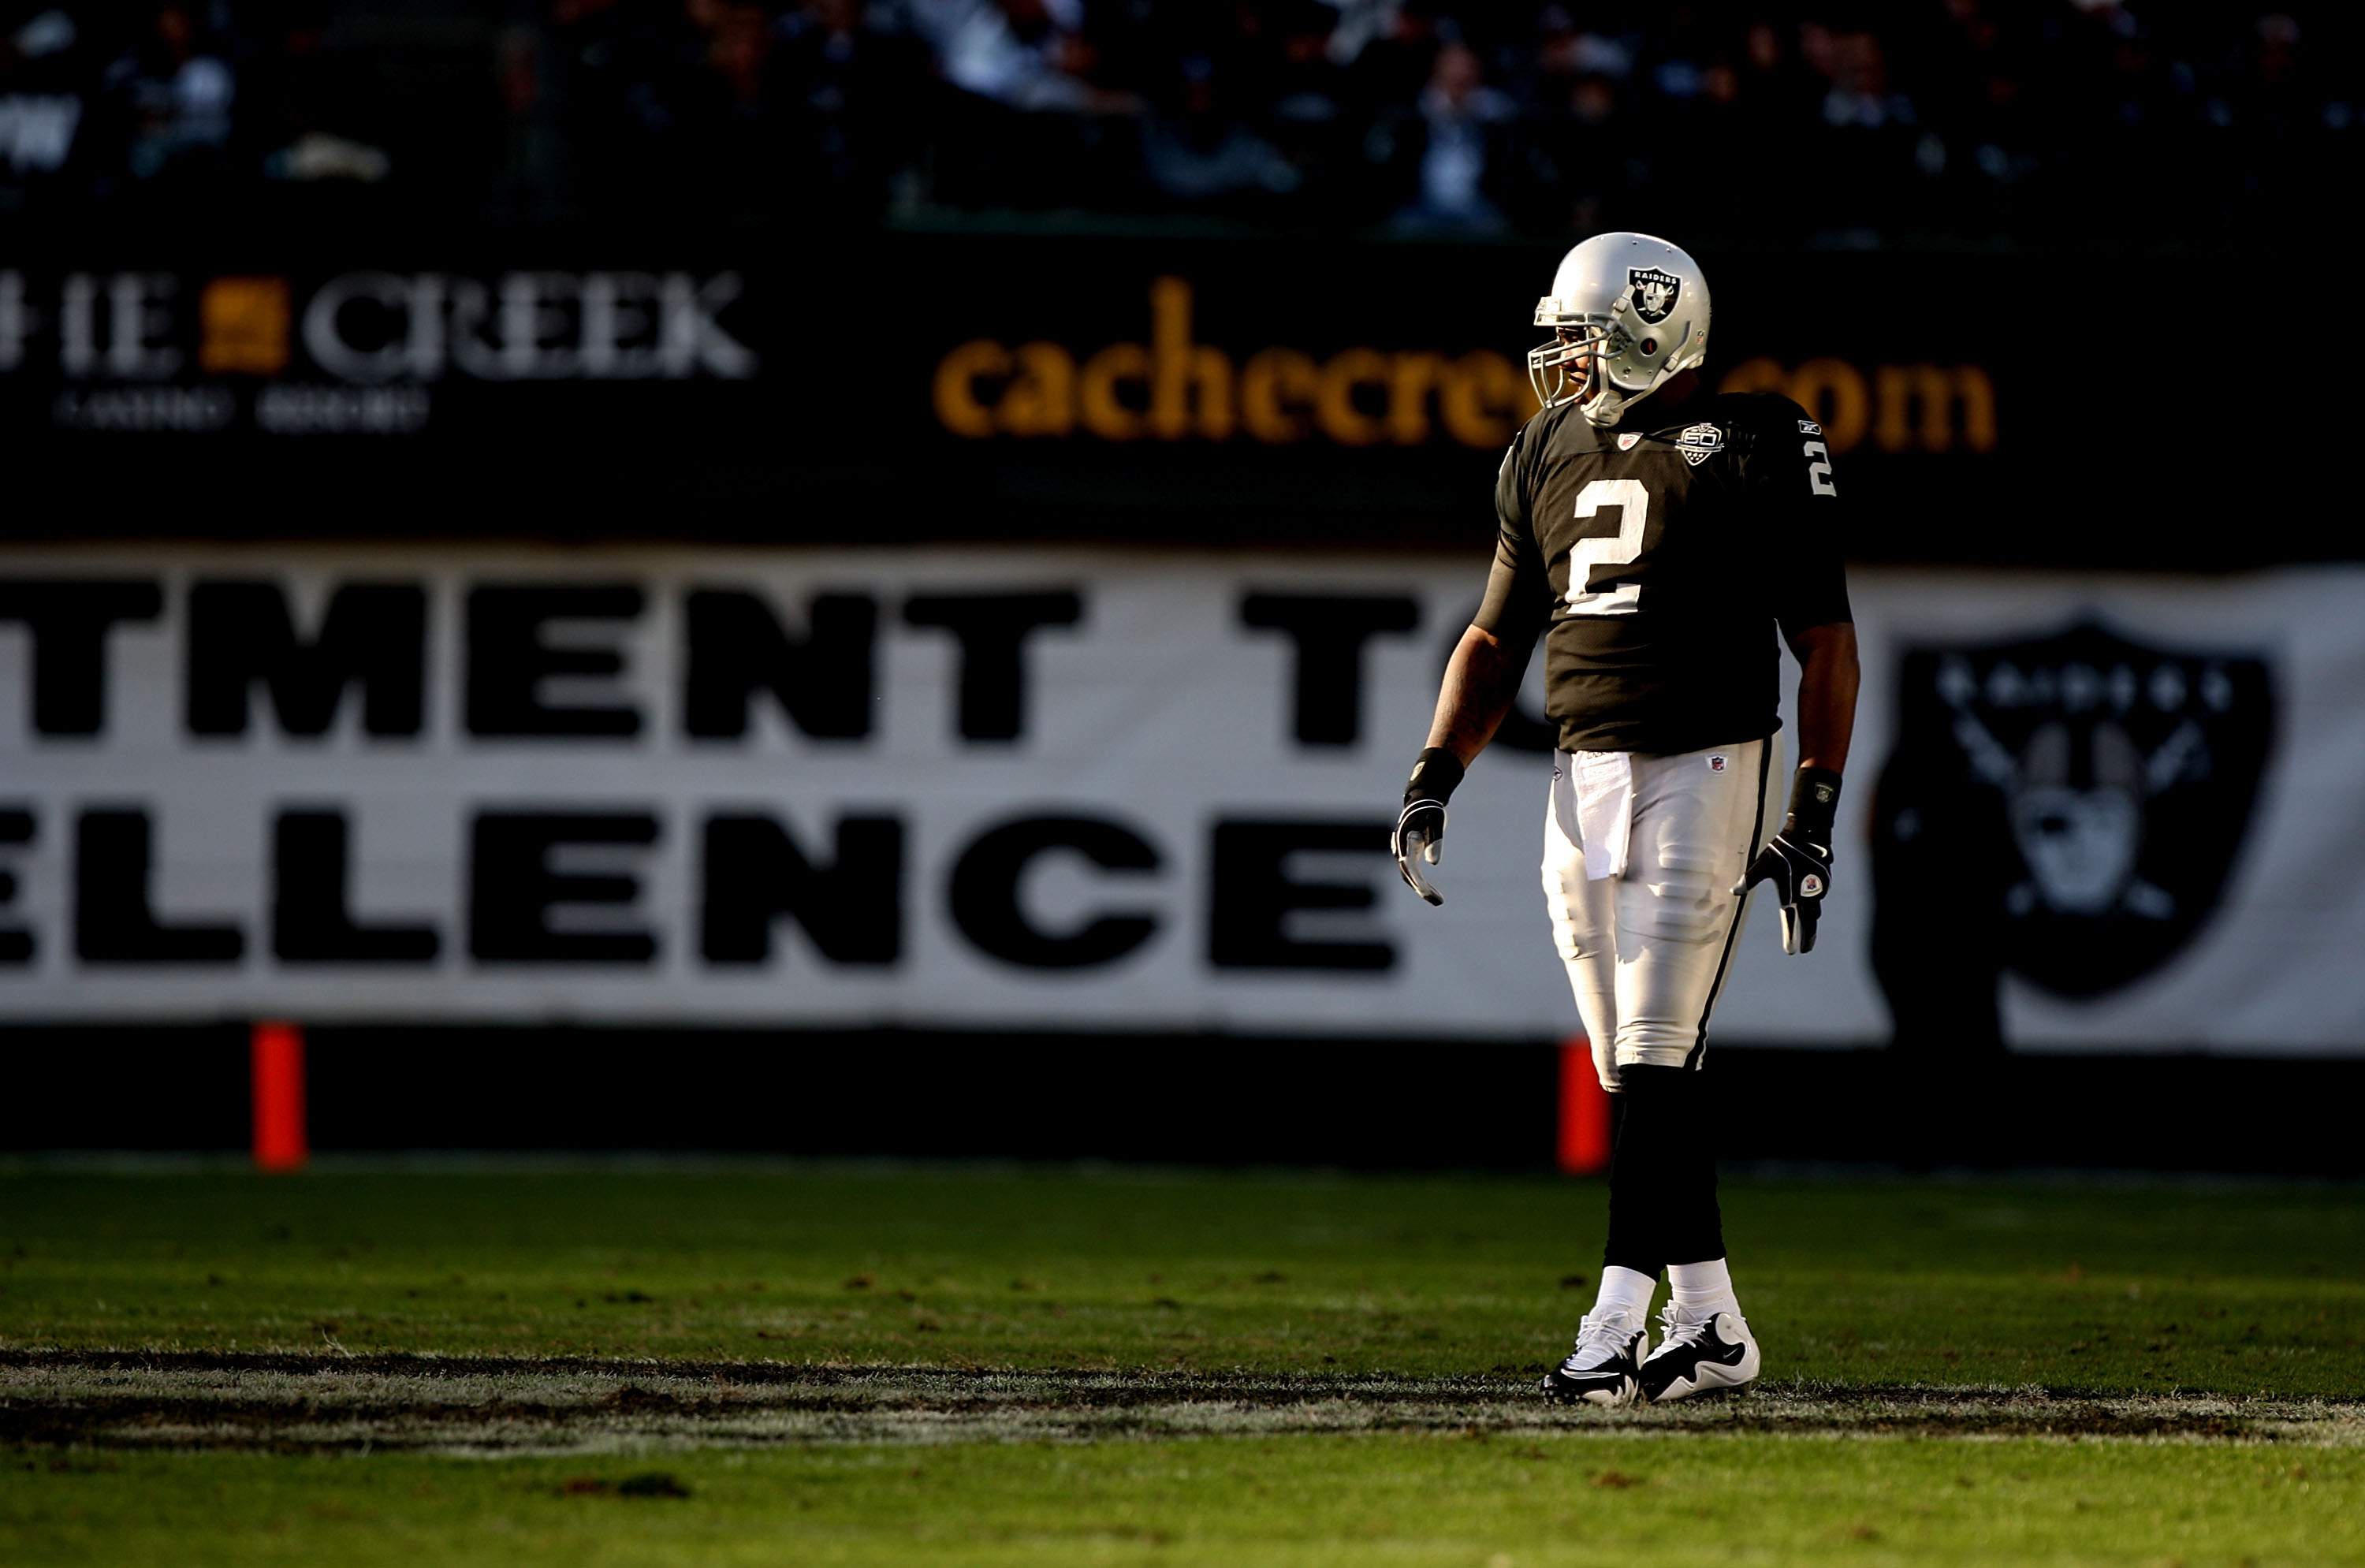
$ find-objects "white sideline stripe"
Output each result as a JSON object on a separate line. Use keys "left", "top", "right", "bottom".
{"left": 4, "top": 1358, "right": 2358, "bottom": 1453}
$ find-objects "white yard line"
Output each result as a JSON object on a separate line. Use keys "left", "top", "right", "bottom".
{"left": 4, "top": 1352, "right": 2358, "bottom": 1454}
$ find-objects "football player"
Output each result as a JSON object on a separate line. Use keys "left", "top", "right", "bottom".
{"left": 1395, "top": 233, "right": 1858, "bottom": 1406}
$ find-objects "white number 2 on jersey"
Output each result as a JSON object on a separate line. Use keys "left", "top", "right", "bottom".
{"left": 1804, "top": 441, "right": 1837, "bottom": 495}
{"left": 1564, "top": 478, "right": 1648, "bottom": 616}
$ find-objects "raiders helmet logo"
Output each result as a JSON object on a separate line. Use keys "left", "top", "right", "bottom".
{"left": 1871, "top": 622, "right": 2274, "bottom": 1006}
{"left": 1627, "top": 266, "right": 1682, "bottom": 325}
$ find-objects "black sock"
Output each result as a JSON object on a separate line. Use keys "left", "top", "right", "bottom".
{"left": 1601, "top": 1064, "right": 1724, "bottom": 1277}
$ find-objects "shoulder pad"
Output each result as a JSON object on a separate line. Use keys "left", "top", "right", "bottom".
{"left": 1707, "top": 389, "right": 1820, "bottom": 437}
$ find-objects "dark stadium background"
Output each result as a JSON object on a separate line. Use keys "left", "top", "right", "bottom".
{"left": 2, "top": 0, "right": 2360, "bottom": 1173}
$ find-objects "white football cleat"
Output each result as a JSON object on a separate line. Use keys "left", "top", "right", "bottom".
{"left": 1539, "top": 1311, "right": 1647, "bottom": 1407}
{"left": 1637, "top": 1302, "right": 1760, "bottom": 1402}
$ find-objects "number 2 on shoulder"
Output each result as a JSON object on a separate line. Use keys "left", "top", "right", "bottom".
{"left": 1565, "top": 478, "right": 1647, "bottom": 616}
{"left": 1804, "top": 441, "right": 1837, "bottom": 496}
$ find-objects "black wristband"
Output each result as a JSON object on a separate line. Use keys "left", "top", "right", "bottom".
{"left": 1783, "top": 766, "right": 1843, "bottom": 851}
{"left": 1406, "top": 747, "right": 1466, "bottom": 806}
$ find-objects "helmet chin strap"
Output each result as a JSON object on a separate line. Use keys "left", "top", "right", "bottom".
{"left": 1579, "top": 366, "right": 1673, "bottom": 427}
{"left": 1578, "top": 378, "right": 1635, "bottom": 426}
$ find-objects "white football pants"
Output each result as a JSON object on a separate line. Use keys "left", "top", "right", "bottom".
{"left": 1542, "top": 737, "right": 1775, "bottom": 1091}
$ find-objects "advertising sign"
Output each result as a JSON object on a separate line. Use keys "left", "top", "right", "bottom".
{"left": 0, "top": 237, "right": 2111, "bottom": 558}
{"left": 0, "top": 547, "right": 2352, "bottom": 1053}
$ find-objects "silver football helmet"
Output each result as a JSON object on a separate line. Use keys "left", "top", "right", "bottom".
{"left": 1529, "top": 233, "right": 1711, "bottom": 426}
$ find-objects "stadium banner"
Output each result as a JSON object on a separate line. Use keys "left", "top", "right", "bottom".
{"left": 6, "top": 237, "right": 2339, "bottom": 567}
{"left": 0, "top": 546, "right": 2356, "bottom": 1056}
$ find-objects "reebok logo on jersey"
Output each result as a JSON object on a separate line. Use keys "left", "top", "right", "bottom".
{"left": 1675, "top": 423, "right": 1725, "bottom": 467}
{"left": 1626, "top": 266, "right": 1682, "bottom": 323}
{"left": 1798, "top": 419, "right": 1823, "bottom": 435}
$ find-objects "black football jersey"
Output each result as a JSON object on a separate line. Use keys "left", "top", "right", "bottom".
{"left": 1475, "top": 389, "right": 1853, "bottom": 755}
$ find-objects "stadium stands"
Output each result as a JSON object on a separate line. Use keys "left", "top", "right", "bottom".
{"left": 0, "top": 1, "right": 2352, "bottom": 244}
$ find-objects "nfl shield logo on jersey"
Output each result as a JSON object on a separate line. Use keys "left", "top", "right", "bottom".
{"left": 1626, "top": 267, "right": 1682, "bottom": 323}
{"left": 1617, "top": 433, "right": 1642, "bottom": 450}
{"left": 1870, "top": 622, "right": 2274, "bottom": 1004}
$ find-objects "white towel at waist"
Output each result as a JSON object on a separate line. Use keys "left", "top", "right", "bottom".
{"left": 1570, "top": 749, "right": 1635, "bottom": 882}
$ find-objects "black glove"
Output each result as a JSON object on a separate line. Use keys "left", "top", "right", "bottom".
{"left": 1394, "top": 747, "right": 1464, "bottom": 906}
{"left": 1737, "top": 766, "right": 1842, "bottom": 955}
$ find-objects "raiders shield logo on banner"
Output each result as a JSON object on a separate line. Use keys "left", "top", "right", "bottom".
{"left": 1869, "top": 623, "right": 2274, "bottom": 1022}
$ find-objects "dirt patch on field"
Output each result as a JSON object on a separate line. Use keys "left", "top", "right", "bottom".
{"left": 2, "top": 1349, "right": 2356, "bottom": 1454}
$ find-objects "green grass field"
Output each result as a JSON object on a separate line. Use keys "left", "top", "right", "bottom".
{"left": 4, "top": 1162, "right": 2361, "bottom": 1564}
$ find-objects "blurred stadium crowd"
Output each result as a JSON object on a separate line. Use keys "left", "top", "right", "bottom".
{"left": 0, "top": 0, "right": 2351, "bottom": 244}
